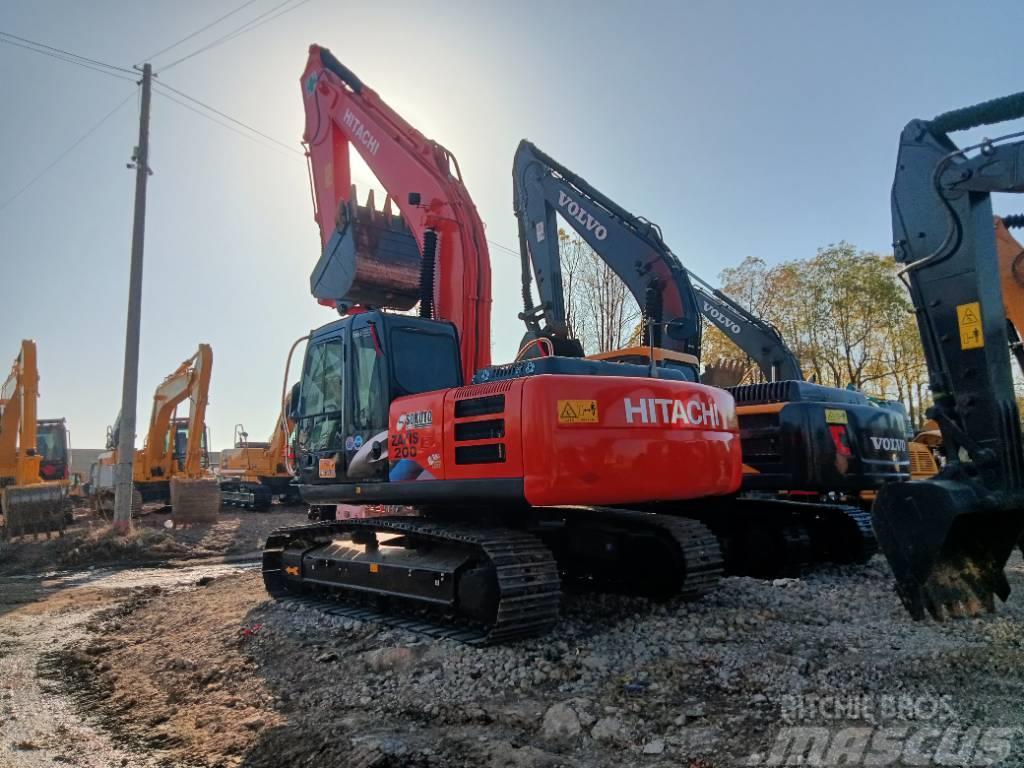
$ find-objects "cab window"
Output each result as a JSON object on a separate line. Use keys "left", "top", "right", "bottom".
{"left": 351, "top": 327, "right": 387, "bottom": 432}
{"left": 390, "top": 327, "right": 461, "bottom": 396}
{"left": 300, "top": 339, "right": 344, "bottom": 417}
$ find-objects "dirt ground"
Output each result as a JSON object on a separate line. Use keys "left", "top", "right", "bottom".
{"left": 5, "top": 504, "right": 1024, "bottom": 767}
{"left": 4, "top": 553, "right": 1022, "bottom": 768}
{"left": 0, "top": 506, "right": 306, "bottom": 576}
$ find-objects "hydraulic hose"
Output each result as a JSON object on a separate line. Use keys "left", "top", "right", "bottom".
{"left": 419, "top": 229, "right": 438, "bottom": 319}
{"left": 280, "top": 334, "right": 310, "bottom": 478}
{"left": 929, "top": 90, "right": 1024, "bottom": 134}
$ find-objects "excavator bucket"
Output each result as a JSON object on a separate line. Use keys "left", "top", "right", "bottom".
{"left": 872, "top": 479, "right": 1022, "bottom": 620}
{"left": 2, "top": 483, "right": 66, "bottom": 540}
{"left": 310, "top": 187, "right": 422, "bottom": 310}
{"left": 170, "top": 476, "right": 221, "bottom": 525}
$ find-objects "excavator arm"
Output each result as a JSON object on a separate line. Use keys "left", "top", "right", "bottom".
{"left": 689, "top": 276, "right": 803, "bottom": 381}
{"left": 512, "top": 140, "right": 700, "bottom": 356}
{"left": 139, "top": 344, "right": 212, "bottom": 479}
{"left": 302, "top": 45, "right": 491, "bottom": 381}
{"left": 873, "top": 91, "right": 1024, "bottom": 619}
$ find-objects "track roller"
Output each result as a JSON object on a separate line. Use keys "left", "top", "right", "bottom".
{"left": 535, "top": 507, "right": 723, "bottom": 601}
{"left": 263, "top": 516, "right": 561, "bottom": 643}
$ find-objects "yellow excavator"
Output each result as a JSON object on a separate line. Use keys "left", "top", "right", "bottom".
{"left": 218, "top": 394, "right": 298, "bottom": 511}
{"left": 0, "top": 340, "right": 68, "bottom": 539}
{"left": 91, "top": 344, "right": 219, "bottom": 520}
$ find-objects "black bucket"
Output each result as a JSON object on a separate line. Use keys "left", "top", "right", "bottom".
{"left": 871, "top": 477, "right": 1024, "bottom": 620}
{"left": 310, "top": 190, "right": 421, "bottom": 310}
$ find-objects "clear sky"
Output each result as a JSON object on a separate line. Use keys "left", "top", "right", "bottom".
{"left": 3, "top": 0, "right": 1024, "bottom": 449}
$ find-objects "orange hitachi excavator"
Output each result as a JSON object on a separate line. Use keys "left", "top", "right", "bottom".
{"left": 262, "top": 45, "right": 740, "bottom": 642}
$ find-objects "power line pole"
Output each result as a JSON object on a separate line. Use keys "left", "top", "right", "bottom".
{"left": 113, "top": 63, "right": 152, "bottom": 531}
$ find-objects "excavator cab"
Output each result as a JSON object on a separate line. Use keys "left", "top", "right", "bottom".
{"left": 36, "top": 418, "right": 70, "bottom": 481}
{"left": 170, "top": 418, "right": 210, "bottom": 472}
{"left": 293, "top": 310, "right": 462, "bottom": 488}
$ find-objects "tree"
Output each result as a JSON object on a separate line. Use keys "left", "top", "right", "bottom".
{"left": 700, "top": 244, "right": 930, "bottom": 426}
{"left": 558, "top": 230, "right": 639, "bottom": 354}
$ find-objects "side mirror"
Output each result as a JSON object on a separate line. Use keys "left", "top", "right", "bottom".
{"left": 665, "top": 316, "right": 699, "bottom": 341}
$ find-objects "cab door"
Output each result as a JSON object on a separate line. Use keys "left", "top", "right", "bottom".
{"left": 344, "top": 313, "right": 390, "bottom": 482}
{"left": 295, "top": 330, "right": 347, "bottom": 486}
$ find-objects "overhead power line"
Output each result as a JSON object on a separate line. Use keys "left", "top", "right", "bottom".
{"left": 0, "top": 31, "right": 136, "bottom": 75}
{"left": 154, "top": 80, "right": 302, "bottom": 155}
{"left": 141, "top": 0, "right": 261, "bottom": 65}
{"left": 488, "top": 239, "right": 523, "bottom": 260}
{"left": 0, "top": 90, "right": 137, "bottom": 215}
{"left": 159, "top": 0, "right": 314, "bottom": 72}
{"left": 0, "top": 35, "right": 137, "bottom": 82}
{"left": 154, "top": 88, "right": 300, "bottom": 160}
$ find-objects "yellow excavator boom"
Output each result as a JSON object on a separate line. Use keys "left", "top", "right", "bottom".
{"left": 0, "top": 340, "right": 66, "bottom": 538}
{"left": 137, "top": 344, "right": 213, "bottom": 481}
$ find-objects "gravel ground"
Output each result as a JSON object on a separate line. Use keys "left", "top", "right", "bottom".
{"left": 35, "top": 553, "right": 1024, "bottom": 768}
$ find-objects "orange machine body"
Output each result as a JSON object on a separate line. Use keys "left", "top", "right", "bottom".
{"left": 383, "top": 375, "right": 741, "bottom": 507}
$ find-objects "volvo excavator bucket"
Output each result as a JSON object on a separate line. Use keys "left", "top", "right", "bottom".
{"left": 872, "top": 479, "right": 1021, "bottom": 619}
{"left": 310, "top": 187, "right": 422, "bottom": 310}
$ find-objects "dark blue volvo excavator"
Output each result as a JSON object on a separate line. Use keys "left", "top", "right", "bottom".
{"left": 512, "top": 140, "right": 910, "bottom": 577}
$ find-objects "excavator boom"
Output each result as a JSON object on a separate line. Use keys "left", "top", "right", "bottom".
{"left": 302, "top": 45, "right": 491, "bottom": 381}
{"left": 513, "top": 140, "right": 700, "bottom": 356}
{"left": 873, "top": 91, "right": 1024, "bottom": 619}
{"left": 0, "top": 340, "right": 66, "bottom": 538}
{"left": 139, "top": 344, "right": 213, "bottom": 480}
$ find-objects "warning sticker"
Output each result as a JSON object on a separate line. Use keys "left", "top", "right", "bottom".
{"left": 318, "top": 457, "right": 337, "bottom": 479}
{"left": 957, "top": 302, "right": 984, "bottom": 350}
{"left": 558, "top": 399, "right": 599, "bottom": 424}
{"left": 824, "top": 408, "right": 848, "bottom": 425}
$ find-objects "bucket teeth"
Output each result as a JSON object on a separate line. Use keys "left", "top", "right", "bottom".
{"left": 872, "top": 478, "right": 1024, "bottom": 621}
{"left": 310, "top": 183, "right": 421, "bottom": 309}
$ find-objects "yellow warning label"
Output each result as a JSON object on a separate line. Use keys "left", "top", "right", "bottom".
{"left": 557, "top": 399, "right": 599, "bottom": 424}
{"left": 318, "top": 457, "right": 336, "bottom": 479}
{"left": 957, "top": 302, "right": 984, "bottom": 350}
{"left": 824, "top": 409, "right": 849, "bottom": 425}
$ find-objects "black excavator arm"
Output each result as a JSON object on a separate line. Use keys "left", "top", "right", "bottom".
{"left": 873, "top": 90, "right": 1024, "bottom": 620}
{"left": 512, "top": 140, "right": 700, "bottom": 356}
{"left": 513, "top": 140, "right": 806, "bottom": 381}
{"left": 688, "top": 275, "right": 803, "bottom": 381}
